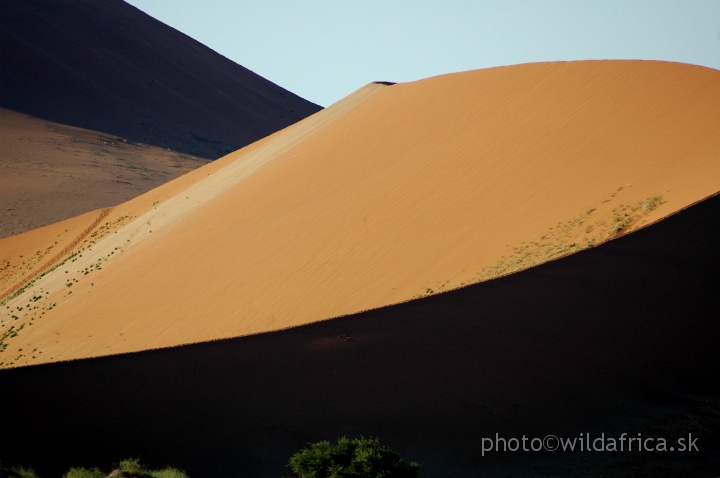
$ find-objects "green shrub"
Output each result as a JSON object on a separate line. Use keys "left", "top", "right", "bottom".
{"left": 0, "top": 460, "right": 189, "bottom": 478}
{"left": 0, "top": 466, "right": 40, "bottom": 478}
{"left": 113, "top": 459, "right": 188, "bottom": 478}
{"left": 117, "top": 459, "right": 144, "bottom": 476}
{"left": 288, "top": 436, "right": 420, "bottom": 478}
{"left": 63, "top": 467, "right": 104, "bottom": 478}
{"left": 149, "top": 469, "right": 189, "bottom": 478}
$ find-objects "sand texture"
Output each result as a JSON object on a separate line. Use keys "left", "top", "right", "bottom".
{"left": 0, "top": 108, "right": 211, "bottom": 238}
{"left": 2, "top": 190, "right": 719, "bottom": 476}
{"left": 1, "top": 60, "right": 720, "bottom": 368}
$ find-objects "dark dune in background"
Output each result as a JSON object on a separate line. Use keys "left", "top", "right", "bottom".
{"left": 0, "top": 0, "right": 321, "bottom": 159}
{"left": 1, "top": 193, "right": 718, "bottom": 477}
{"left": 0, "top": 0, "right": 321, "bottom": 237}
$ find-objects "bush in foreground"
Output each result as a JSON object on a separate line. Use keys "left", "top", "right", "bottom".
{"left": 0, "top": 459, "right": 188, "bottom": 478}
{"left": 63, "top": 468, "right": 104, "bottom": 478}
{"left": 0, "top": 463, "right": 40, "bottom": 478}
{"left": 288, "top": 436, "right": 420, "bottom": 477}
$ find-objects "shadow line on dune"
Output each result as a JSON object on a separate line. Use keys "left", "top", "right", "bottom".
{"left": 1, "top": 194, "right": 719, "bottom": 477}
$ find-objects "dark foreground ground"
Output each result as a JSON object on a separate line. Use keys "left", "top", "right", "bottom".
{"left": 1, "top": 194, "right": 719, "bottom": 477}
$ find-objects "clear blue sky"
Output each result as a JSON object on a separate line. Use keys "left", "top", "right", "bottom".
{"left": 125, "top": 1, "right": 720, "bottom": 107}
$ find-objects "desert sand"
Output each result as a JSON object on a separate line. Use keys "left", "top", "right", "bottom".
{"left": 1, "top": 0, "right": 320, "bottom": 238}
{"left": 0, "top": 108, "right": 210, "bottom": 238}
{"left": 2, "top": 188, "right": 719, "bottom": 476}
{"left": 1, "top": 60, "right": 719, "bottom": 369}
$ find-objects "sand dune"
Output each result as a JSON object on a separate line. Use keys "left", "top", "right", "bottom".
{"left": 2, "top": 191, "right": 719, "bottom": 476}
{"left": 1, "top": 60, "right": 720, "bottom": 368}
{"left": 0, "top": 108, "right": 210, "bottom": 238}
{"left": 0, "top": 0, "right": 321, "bottom": 159}
{"left": 1, "top": 0, "right": 319, "bottom": 237}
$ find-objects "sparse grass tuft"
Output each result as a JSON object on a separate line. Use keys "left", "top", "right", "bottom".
{"left": 117, "top": 458, "right": 144, "bottom": 475}
{"left": 0, "top": 459, "right": 190, "bottom": 478}
{"left": 0, "top": 464, "right": 41, "bottom": 478}
{"left": 418, "top": 189, "right": 667, "bottom": 296}
{"left": 149, "top": 469, "right": 189, "bottom": 478}
{"left": 63, "top": 467, "right": 105, "bottom": 478}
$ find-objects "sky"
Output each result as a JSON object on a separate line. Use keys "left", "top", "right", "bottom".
{"left": 124, "top": 1, "right": 720, "bottom": 107}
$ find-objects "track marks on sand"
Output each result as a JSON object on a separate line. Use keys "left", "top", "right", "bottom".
{"left": 0, "top": 207, "right": 112, "bottom": 303}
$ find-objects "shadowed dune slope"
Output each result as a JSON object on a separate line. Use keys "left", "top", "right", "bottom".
{"left": 0, "top": 0, "right": 321, "bottom": 158}
{"left": 0, "top": 108, "right": 210, "bottom": 238}
{"left": 1, "top": 0, "right": 320, "bottom": 236}
{"left": 1, "top": 190, "right": 719, "bottom": 477}
{"left": 1, "top": 60, "right": 720, "bottom": 367}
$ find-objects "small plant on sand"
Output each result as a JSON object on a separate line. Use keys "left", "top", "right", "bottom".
{"left": 288, "top": 436, "right": 420, "bottom": 478}
{"left": 641, "top": 195, "right": 663, "bottom": 213}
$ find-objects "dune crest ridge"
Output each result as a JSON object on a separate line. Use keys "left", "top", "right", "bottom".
{"left": 1, "top": 60, "right": 720, "bottom": 367}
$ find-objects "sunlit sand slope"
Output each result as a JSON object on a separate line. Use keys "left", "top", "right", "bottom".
{"left": 1, "top": 60, "right": 719, "bottom": 366}
{"left": 2, "top": 191, "right": 719, "bottom": 476}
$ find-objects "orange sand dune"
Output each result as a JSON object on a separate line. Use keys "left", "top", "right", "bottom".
{"left": 2, "top": 60, "right": 720, "bottom": 367}
{"left": 3, "top": 191, "right": 720, "bottom": 476}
